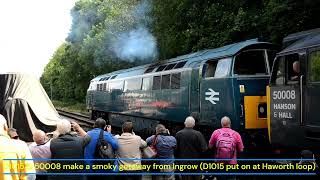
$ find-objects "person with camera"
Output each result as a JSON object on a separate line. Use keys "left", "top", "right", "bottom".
{"left": 115, "top": 121, "right": 147, "bottom": 180}
{"left": 146, "top": 124, "right": 176, "bottom": 180}
{"left": 75, "top": 118, "right": 119, "bottom": 180}
{"left": 49, "top": 119, "right": 90, "bottom": 180}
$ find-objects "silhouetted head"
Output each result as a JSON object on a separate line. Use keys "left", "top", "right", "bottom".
{"left": 221, "top": 116, "right": 231, "bottom": 128}
{"left": 122, "top": 121, "right": 133, "bottom": 133}
{"left": 184, "top": 116, "right": 195, "bottom": 128}
{"left": 93, "top": 118, "right": 106, "bottom": 129}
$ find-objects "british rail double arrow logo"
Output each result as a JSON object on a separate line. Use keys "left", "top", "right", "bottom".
{"left": 205, "top": 88, "right": 220, "bottom": 105}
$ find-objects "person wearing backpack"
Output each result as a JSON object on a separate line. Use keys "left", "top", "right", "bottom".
{"left": 146, "top": 124, "right": 176, "bottom": 180}
{"left": 73, "top": 118, "right": 118, "bottom": 179}
{"left": 208, "top": 116, "right": 244, "bottom": 165}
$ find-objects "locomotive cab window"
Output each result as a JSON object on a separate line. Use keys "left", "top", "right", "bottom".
{"left": 203, "top": 61, "right": 217, "bottom": 78}
{"left": 271, "top": 57, "right": 285, "bottom": 85}
{"left": 286, "top": 54, "right": 300, "bottom": 84}
{"left": 234, "top": 50, "right": 267, "bottom": 75}
{"left": 270, "top": 53, "right": 300, "bottom": 85}
{"left": 309, "top": 50, "right": 320, "bottom": 82}
{"left": 203, "top": 58, "right": 231, "bottom": 78}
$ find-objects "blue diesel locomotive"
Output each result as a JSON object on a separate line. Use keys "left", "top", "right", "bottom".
{"left": 86, "top": 39, "right": 278, "bottom": 152}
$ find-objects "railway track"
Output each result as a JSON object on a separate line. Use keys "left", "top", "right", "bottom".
{"left": 57, "top": 109, "right": 94, "bottom": 128}
{"left": 57, "top": 109, "right": 122, "bottom": 135}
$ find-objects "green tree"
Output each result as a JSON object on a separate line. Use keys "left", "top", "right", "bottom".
{"left": 42, "top": 0, "right": 320, "bottom": 103}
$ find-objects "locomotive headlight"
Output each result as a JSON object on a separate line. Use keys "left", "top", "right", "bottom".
{"left": 259, "top": 106, "right": 265, "bottom": 113}
{"left": 258, "top": 103, "right": 267, "bottom": 118}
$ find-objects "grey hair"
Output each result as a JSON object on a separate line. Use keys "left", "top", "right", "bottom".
{"left": 156, "top": 124, "right": 166, "bottom": 134}
{"left": 293, "top": 61, "right": 300, "bottom": 73}
{"left": 221, "top": 116, "right": 231, "bottom": 128}
{"left": 184, "top": 116, "right": 195, "bottom": 128}
{"left": 56, "top": 119, "right": 71, "bottom": 135}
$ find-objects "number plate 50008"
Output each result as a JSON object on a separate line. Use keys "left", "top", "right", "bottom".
{"left": 272, "top": 90, "right": 296, "bottom": 100}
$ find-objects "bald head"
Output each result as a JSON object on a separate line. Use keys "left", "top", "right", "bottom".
{"left": 0, "top": 114, "right": 8, "bottom": 134}
{"left": 221, "top": 116, "right": 231, "bottom": 128}
{"left": 33, "top": 129, "right": 46, "bottom": 145}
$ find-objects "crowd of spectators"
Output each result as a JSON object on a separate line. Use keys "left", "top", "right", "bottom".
{"left": 0, "top": 113, "right": 249, "bottom": 180}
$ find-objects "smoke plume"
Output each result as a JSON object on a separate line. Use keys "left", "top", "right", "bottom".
{"left": 111, "top": 0, "right": 158, "bottom": 63}
{"left": 113, "top": 27, "right": 157, "bottom": 62}
{"left": 68, "top": 0, "right": 158, "bottom": 66}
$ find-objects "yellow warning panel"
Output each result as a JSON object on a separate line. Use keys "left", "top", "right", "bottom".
{"left": 244, "top": 96, "right": 267, "bottom": 129}
{"left": 266, "top": 86, "right": 271, "bottom": 143}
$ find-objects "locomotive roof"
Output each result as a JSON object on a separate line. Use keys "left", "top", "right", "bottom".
{"left": 279, "top": 28, "right": 320, "bottom": 55}
{"left": 93, "top": 39, "right": 274, "bottom": 81}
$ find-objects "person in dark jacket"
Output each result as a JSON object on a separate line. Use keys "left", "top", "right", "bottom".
{"left": 175, "top": 116, "right": 207, "bottom": 180}
{"left": 146, "top": 124, "right": 176, "bottom": 180}
{"left": 49, "top": 119, "right": 90, "bottom": 180}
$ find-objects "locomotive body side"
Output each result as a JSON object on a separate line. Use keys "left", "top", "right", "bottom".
{"left": 87, "top": 39, "right": 279, "bottom": 144}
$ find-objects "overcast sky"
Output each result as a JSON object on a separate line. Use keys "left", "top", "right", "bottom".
{"left": 0, "top": 0, "right": 76, "bottom": 78}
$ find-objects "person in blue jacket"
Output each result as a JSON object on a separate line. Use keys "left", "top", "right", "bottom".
{"left": 72, "top": 118, "right": 118, "bottom": 179}
{"left": 146, "top": 124, "right": 176, "bottom": 180}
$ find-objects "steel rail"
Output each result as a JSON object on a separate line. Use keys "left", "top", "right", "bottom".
{"left": 57, "top": 109, "right": 93, "bottom": 127}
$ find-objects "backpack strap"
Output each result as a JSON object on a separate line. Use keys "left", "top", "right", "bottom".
{"left": 152, "top": 135, "right": 157, "bottom": 146}
{"left": 99, "top": 129, "right": 103, "bottom": 138}
{"left": 99, "top": 129, "right": 105, "bottom": 143}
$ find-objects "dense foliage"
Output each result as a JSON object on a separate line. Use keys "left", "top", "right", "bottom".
{"left": 41, "top": 0, "right": 320, "bottom": 102}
